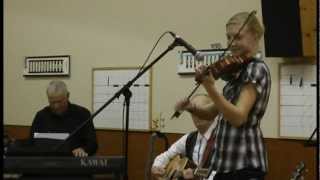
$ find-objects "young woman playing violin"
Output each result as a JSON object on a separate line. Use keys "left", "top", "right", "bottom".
{"left": 175, "top": 11, "right": 271, "bottom": 180}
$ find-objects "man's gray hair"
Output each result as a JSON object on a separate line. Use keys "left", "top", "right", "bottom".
{"left": 46, "top": 80, "right": 69, "bottom": 97}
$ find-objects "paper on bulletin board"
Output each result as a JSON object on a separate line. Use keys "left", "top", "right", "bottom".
{"left": 92, "top": 68, "right": 151, "bottom": 131}
{"left": 279, "top": 64, "right": 317, "bottom": 139}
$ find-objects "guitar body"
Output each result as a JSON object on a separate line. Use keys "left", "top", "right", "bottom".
{"left": 159, "top": 155, "right": 209, "bottom": 180}
{"left": 158, "top": 155, "right": 188, "bottom": 180}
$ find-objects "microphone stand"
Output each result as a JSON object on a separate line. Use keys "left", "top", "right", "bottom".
{"left": 304, "top": 127, "right": 317, "bottom": 147}
{"left": 54, "top": 38, "right": 180, "bottom": 180}
{"left": 304, "top": 83, "right": 317, "bottom": 147}
{"left": 122, "top": 86, "right": 132, "bottom": 180}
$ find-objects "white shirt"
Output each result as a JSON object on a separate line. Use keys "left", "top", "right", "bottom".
{"left": 152, "top": 122, "right": 216, "bottom": 179}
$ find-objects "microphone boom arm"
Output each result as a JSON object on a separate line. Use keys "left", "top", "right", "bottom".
{"left": 54, "top": 36, "right": 180, "bottom": 180}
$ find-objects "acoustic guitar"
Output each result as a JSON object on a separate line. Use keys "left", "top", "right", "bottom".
{"left": 159, "top": 155, "right": 209, "bottom": 180}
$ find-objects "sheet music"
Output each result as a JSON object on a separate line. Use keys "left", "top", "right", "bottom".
{"left": 92, "top": 68, "right": 151, "bottom": 130}
{"left": 279, "top": 64, "right": 316, "bottom": 139}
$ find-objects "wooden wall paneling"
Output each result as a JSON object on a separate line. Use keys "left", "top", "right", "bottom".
{"left": 264, "top": 139, "right": 316, "bottom": 180}
{"left": 299, "top": 0, "right": 316, "bottom": 57}
{"left": 4, "top": 125, "right": 30, "bottom": 139}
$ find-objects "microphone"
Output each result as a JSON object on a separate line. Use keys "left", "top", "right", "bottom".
{"left": 169, "top": 31, "right": 204, "bottom": 61}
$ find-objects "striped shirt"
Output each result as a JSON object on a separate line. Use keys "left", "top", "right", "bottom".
{"left": 210, "top": 58, "right": 271, "bottom": 173}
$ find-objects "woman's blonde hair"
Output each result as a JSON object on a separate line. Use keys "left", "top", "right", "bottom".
{"left": 226, "top": 12, "right": 264, "bottom": 40}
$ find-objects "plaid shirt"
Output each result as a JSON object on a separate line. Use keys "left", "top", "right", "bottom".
{"left": 210, "top": 58, "right": 271, "bottom": 173}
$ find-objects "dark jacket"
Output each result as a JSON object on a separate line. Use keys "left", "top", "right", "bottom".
{"left": 30, "top": 102, "right": 98, "bottom": 155}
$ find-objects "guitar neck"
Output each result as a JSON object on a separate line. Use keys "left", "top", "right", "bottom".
{"left": 290, "top": 161, "right": 305, "bottom": 180}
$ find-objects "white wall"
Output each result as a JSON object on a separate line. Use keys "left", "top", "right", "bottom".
{"left": 4, "top": 0, "right": 283, "bottom": 137}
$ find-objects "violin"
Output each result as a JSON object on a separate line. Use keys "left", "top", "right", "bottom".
{"left": 171, "top": 55, "right": 253, "bottom": 120}
{"left": 195, "top": 55, "right": 252, "bottom": 82}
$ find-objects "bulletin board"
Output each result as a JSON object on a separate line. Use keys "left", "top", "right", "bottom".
{"left": 279, "top": 63, "right": 317, "bottom": 139}
{"left": 92, "top": 67, "right": 152, "bottom": 131}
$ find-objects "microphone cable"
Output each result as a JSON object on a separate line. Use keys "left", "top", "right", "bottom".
{"left": 136, "top": 31, "right": 173, "bottom": 74}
